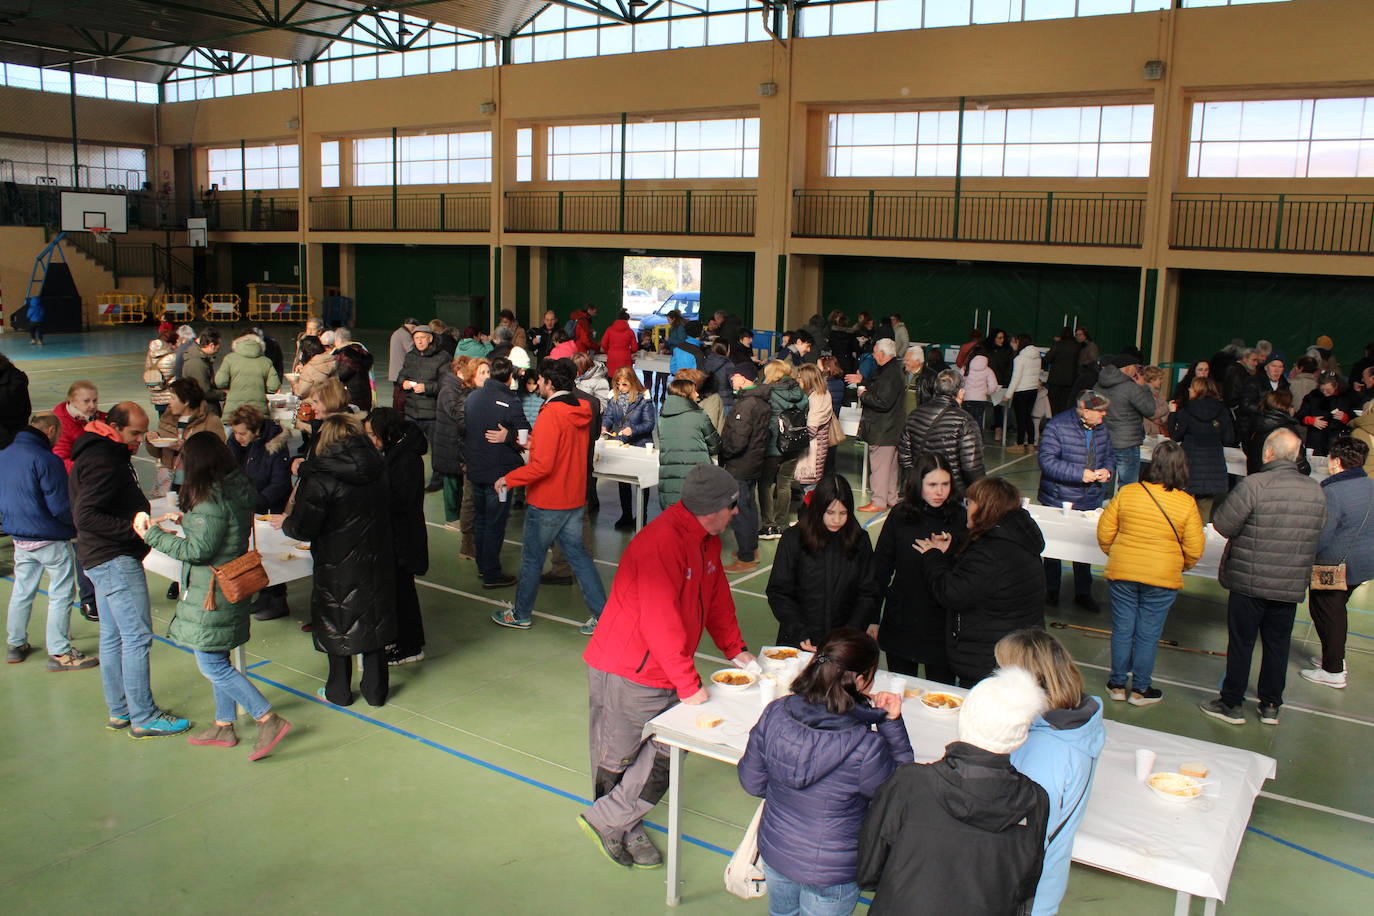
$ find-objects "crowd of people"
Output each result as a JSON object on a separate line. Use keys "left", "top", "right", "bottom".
{"left": 1, "top": 306, "right": 1371, "bottom": 915}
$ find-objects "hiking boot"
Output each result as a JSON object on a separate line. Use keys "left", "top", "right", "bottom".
{"left": 248, "top": 714, "right": 291, "bottom": 761}
{"left": 1257, "top": 703, "right": 1280, "bottom": 726}
{"left": 579, "top": 617, "right": 598, "bottom": 636}
{"left": 490, "top": 608, "right": 532, "bottom": 629}
{"left": 576, "top": 815, "right": 632, "bottom": 868}
{"left": 6, "top": 642, "right": 31, "bottom": 664}
{"left": 1129, "top": 687, "right": 1163, "bottom": 706}
{"left": 130, "top": 712, "right": 192, "bottom": 739}
{"left": 386, "top": 649, "right": 425, "bottom": 666}
{"left": 723, "top": 559, "right": 759, "bottom": 574}
{"left": 47, "top": 648, "right": 99, "bottom": 671}
{"left": 624, "top": 830, "right": 663, "bottom": 869}
{"left": 1199, "top": 699, "right": 1244, "bottom": 725}
{"left": 1106, "top": 682, "right": 1127, "bottom": 702}
{"left": 187, "top": 724, "right": 238, "bottom": 748}
{"left": 1300, "top": 667, "right": 1347, "bottom": 689}
{"left": 540, "top": 573, "right": 574, "bottom": 586}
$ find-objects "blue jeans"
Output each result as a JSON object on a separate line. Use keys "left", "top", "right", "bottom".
{"left": 87, "top": 555, "right": 157, "bottom": 727}
{"left": 1107, "top": 580, "right": 1179, "bottom": 691}
{"left": 194, "top": 650, "right": 271, "bottom": 722}
{"left": 6, "top": 542, "right": 76, "bottom": 656}
{"left": 513, "top": 506, "right": 606, "bottom": 624}
{"left": 1113, "top": 446, "right": 1141, "bottom": 494}
{"left": 761, "top": 859, "right": 861, "bottom": 916}
{"left": 471, "top": 481, "right": 512, "bottom": 583}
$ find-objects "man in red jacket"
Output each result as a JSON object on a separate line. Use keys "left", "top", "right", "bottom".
{"left": 490, "top": 359, "right": 606, "bottom": 633}
{"left": 577, "top": 463, "right": 755, "bottom": 870}
{"left": 571, "top": 304, "right": 599, "bottom": 353}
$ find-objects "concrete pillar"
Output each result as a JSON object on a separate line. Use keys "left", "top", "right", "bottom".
{"left": 338, "top": 243, "right": 356, "bottom": 300}
{"left": 528, "top": 245, "right": 547, "bottom": 324}
{"left": 304, "top": 242, "right": 325, "bottom": 306}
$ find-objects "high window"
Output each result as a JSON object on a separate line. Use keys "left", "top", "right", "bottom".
{"left": 207, "top": 144, "right": 300, "bottom": 190}
{"left": 0, "top": 138, "right": 147, "bottom": 187}
{"left": 0, "top": 62, "right": 157, "bottom": 103}
{"left": 544, "top": 118, "right": 759, "bottom": 180}
{"left": 350, "top": 131, "right": 493, "bottom": 186}
{"left": 164, "top": 50, "right": 297, "bottom": 102}
{"left": 1188, "top": 98, "right": 1374, "bottom": 178}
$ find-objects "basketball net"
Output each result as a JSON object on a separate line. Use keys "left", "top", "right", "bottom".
{"left": 91, "top": 228, "right": 111, "bottom": 243}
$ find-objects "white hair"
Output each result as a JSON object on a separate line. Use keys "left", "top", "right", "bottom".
{"left": 874, "top": 338, "right": 897, "bottom": 359}
{"left": 903, "top": 345, "right": 925, "bottom": 363}
{"left": 320, "top": 330, "right": 336, "bottom": 347}
{"left": 333, "top": 327, "right": 352, "bottom": 344}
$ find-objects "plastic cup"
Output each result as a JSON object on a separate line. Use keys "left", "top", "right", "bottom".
{"left": 1135, "top": 748, "right": 1156, "bottom": 782}
{"left": 1021, "top": 497, "right": 1031, "bottom": 508}
{"left": 888, "top": 675, "right": 908, "bottom": 697}
{"left": 517, "top": 429, "right": 529, "bottom": 446}
{"left": 758, "top": 676, "right": 778, "bottom": 707}
{"left": 1062, "top": 501, "right": 1073, "bottom": 516}
{"left": 644, "top": 442, "right": 655, "bottom": 453}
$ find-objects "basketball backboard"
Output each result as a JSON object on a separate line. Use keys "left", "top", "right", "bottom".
{"left": 60, "top": 191, "right": 128, "bottom": 234}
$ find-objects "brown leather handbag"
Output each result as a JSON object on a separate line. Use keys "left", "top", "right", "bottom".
{"left": 205, "top": 525, "right": 269, "bottom": 610}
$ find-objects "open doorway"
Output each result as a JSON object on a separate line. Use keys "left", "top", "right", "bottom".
{"left": 622, "top": 255, "right": 701, "bottom": 332}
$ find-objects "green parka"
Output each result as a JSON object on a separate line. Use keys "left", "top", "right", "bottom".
{"left": 214, "top": 336, "right": 282, "bottom": 417}
{"left": 143, "top": 470, "right": 259, "bottom": 653}
{"left": 655, "top": 394, "right": 721, "bottom": 509}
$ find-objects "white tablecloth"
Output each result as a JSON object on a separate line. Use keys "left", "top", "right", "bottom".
{"left": 648, "top": 672, "right": 1275, "bottom": 902}
{"left": 1026, "top": 504, "right": 1227, "bottom": 580}
{"left": 634, "top": 352, "right": 672, "bottom": 375}
{"left": 1140, "top": 435, "right": 1328, "bottom": 480}
{"left": 839, "top": 405, "right": 862, "bottom": 437}
{"left": 592, "top": 439, "right": 659, "bottom": 488}
{"left": 141, "top": 496, "right": 314, "bottom": 587}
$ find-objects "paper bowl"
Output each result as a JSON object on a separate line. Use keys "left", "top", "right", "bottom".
{"left": 1147, "top": 772, "right": 1202, "bottom": 803}
{"left": 920, "top": 692, "right": 964, "bottom": 716}
{"left": 759, "top": 646, "right": 804, "bottom": 671}
{"left": 710, "top": 669, "right": 757, "bottom": 692}
{"left": 147, "top": 437, "right": 177, "bottom": 447}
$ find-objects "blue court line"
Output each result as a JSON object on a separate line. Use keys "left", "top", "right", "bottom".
{"left": 1246, "top": 827, "right": 1374, "bottom": 881}
{"left": 245, "top": 659, "right": 271, "bottom": 669}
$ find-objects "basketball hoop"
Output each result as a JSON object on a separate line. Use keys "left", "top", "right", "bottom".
{"left": 91, "top": 227, "right": 112, "bottom": 243}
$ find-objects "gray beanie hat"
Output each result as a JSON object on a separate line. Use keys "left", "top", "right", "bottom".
{"left": 680, "top": 464, "right": 738, "bottom": 515}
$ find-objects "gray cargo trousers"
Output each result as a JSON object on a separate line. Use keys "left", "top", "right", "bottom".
{"left": 582, "top": 667, "right": 678, "bottom": 840}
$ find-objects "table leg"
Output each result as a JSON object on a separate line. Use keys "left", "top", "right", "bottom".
{"left": 1203, "top": 898, "right": 1217, "bottom": 916}
{"left": 232, "top": 645, "right": 248, "bottom": 718}
{"left": 666, "top": 744, "right": 683, "bottom": 907}
{"left": 1173, "top": 890, "right": 1191, "bottom": 916}
{"left": 861, "top": 444, "right": 869, "bottom": 496}
{"left": 634, "top": 484, "right": 644, "bottom": 533}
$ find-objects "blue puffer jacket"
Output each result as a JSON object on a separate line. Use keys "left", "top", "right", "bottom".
{"left": 1316, "top": 468, "right": 1374, "bottom": 585}
{"left": 0, "top": 427, "right": 76, "bottom": 541}
{"left": 602, "top": 393, "right": 656, "bottom": 445}
{"left": 1037, "top": 409, "right": 1114, "bottom": 510}
{"left": 739, "top": 694, "right": 914, "bottom": 887}
{"left": 1010, "top": 696, "right": 1105, "bottom": 916}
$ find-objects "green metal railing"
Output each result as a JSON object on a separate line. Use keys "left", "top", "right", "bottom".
{"left": 505, "top": 190, "right": 756, "bottom": 236}
{"left": 1171, "top": 194, "right": 1374, "bottom": 255}
{"left": 792, "top": 190, "right": 1146, "bottom": 247}
{"left": 212, "top": 195, "right": 299, "bottom": 231}
{"left": 64, "top": 231, "right": 193, "bottom": 288}
{"left": 308, "top": 193, "right": 490, "bottom": 231}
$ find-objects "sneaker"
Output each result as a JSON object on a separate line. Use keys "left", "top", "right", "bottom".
{"left": 316, "top": 686, "right": 351, "bottom": 707}
{"left": 1129, "top": 687, "right": 1164, "bottom": 706}
{"left": 248, "top": 713, "right": 292, "bottom": 761}
{"left": 576, "top": 815, "right": 633, "bottom": 868}
{"left": 540, "top": 573, "right": 575, "bottom": 586}
{"left": 106, "top": 715, "right": 131, "bottom": 731}
{"left": 624, "top": 830, "right": 664, "bottom": 869}
{"left": 80, "top": 601, "right": 99, "bottom": 622}
{"left": 387, "top": 649, "right": 425, "bottom": 666}
{"left": 1073, "top": 594, "right": 1100, "bottom": 613}
{"left": 187, "top": 724, "right": 238, "bottom": 748}
{"left": 490, "top": 608, "right": 532, "bottom": 629}
{"left": 1257, "top": 703, "right": 1280, "bottom": 725}
{"left": 1300, "top": 667, "right": 1347, "bottom": 689}
{"left": 1106, "top": 682, "right": 1127, "bottom": 702}
{"left": 723, "top": 559, "right": 759, "bottom": 574}
{"left": 6, "top": 642, "right": 31, "bottom": 664}
{"left": 1308, "top": 656, "right": 1344, "bottom": 673}
{"left": 482, "top": 575, "right": 517, "bottom": 590}
{"left": 759, "top": 527, "right": 782, "bottom": 540}
{"left": 578, "top": 617, "right": 598, "bottom": 636}
{"left": 1199, "top": 698, "right": 1244, "bottom": 725}
{"left": 130, "top": 712, "right": 192, "bottom": 739}
{"left": 47, "top": 648, "right": 99, "bottom": 671}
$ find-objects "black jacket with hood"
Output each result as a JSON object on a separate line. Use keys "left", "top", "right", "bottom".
{"left": 69, "top": 430, "right": 151, "bottom": 570}
{"left": 382, "top": 419, "right": 430, "bottom": 577}
{"left": 720, "top": 383, "right": 772, "bottom": 481}
{"left": 858, "top": 741, "right": 1050, "bottom": 916}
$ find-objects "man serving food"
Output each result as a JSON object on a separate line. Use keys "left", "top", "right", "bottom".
{"left": 579, "top": 463, "right": 755, "bottom": 869}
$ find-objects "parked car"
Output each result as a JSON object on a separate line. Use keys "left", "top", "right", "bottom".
{"left": 622, "top": 287, "right": 656, "bottom": 318}
{"left": 638, "top": 290, "right": 700, "bottom": 333}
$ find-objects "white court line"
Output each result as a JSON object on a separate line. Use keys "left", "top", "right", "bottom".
{"left": 18, "top": 358, "right": 145, "bottom": 374}
{"left": 728, "top": 563, "right": 773, "bottom": 586}
{"left": 1259, "top": 791, "right": 1374, "bottom": 826}
{"left": 985, "top": 452, "right": 1036, "bottom": 475}
{"left": 733, "top": 588, "right": 767, "bottom": 599}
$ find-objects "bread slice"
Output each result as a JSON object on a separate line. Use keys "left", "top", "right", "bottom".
{"left": 1178, "top": 762, "right": 1209, "bottom": 779}
{"left": 695, "top": 713, "right": 723, "bottom": 729}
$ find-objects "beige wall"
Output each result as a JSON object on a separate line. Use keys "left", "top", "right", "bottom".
{"left": 0, "top": 226, "right": 155, "bottom": 329}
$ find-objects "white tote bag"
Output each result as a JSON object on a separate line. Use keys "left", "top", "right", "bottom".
{"left": 723, "top": 801, "right": 768, "bottom": 899}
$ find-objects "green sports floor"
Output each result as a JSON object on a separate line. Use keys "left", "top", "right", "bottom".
{"left": 1, "top": 328, "right": 1370, "bottom": 915}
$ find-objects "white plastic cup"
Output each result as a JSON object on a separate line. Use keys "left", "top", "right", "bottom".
{"left": 644, "top": 442, "right": 655, "bottom": 453}
{"left": 1135, "top": 748, "right": 1156, "bottom": 782}
{"left": 888, "top": 675, "right": 908, "bottom": 697}
{"left": 496, "top": 483, "right": 508, "bottom": 503}
{"left": 1062, "top": 501, "right": 1073, "bottom": 516}
{"left": 758, "top": 676, "right": 778, "bottom": 707}
{"left": 1021, "top": 497, "right": 1031, "bottom": 508}
{"left": 517, "top": 429, "right": 529, "bottom": 446}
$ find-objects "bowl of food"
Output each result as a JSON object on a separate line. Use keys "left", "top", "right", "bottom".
{"left": 711, "top": 669, "right": 757, "bottom": 692}
{"left": 1147, "top": 772, "right": 1202, "bottom": 802}
{"left": 147, "top": 436, "right": 178, "bottom": 448}
{"left": 920, "top": 692, "right": 964, "bottom": 715}
{"left": 760, "top": 646, "right": 802, "bottom": 671}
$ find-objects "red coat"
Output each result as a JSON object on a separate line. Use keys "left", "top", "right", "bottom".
{"left": 53, "top": 401, "right": 106, "bottom": 472}
{"left": 583, "top": 502, "right": 748, "bottom": 699}
{"left": 572, "top": 310, "right": 599, "bottom": 353}
{"left": 601, "top": 319, "right": 638, "bottom": 376}
{"left": 503, "top": 393, "right": 589, "bottom": 510}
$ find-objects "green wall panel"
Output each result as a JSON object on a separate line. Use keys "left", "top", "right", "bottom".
{"left": 352, "top": 244, "right": 488, "bottom": 329}
{"left": 819, "top": 256, "right": 1140, "bottom": 352}
{"left": 546, "top": 248, "right": 622, "bottom": 334}
{"left": 228, "top": 243, "right": 299, "bottom": 306}
{"left": 515, "top": 247, "right": 531, "bottom": 320}
{"left": 699, "top": 252, "right": 754, "bottom": 325}
{"left": 322, "top": 243, "right": 340, "bottom": 289}
{"left": 1175, "top": 270, "right": 1374, "bottom": 369}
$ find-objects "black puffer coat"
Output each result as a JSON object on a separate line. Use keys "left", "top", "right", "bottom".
{"left": 383, "top": 420, "right": 430, "bottom": 577}
{"left": 870, "top": 499, "right": 967, "bottom": 668}
{"left": 397, "top": 343, "right": 448, "bottom": 422}
{"left": 721, "top": 383, "right": 772, "bottom": 481}
{"left": 335, "top": 344, "right": 375, "bottom": 412}
{"left": 1167, "top": 396, "right": 1234, "bottom": 497}
{"left": 921, "top": 508, "right": 1046, "bottom": 683}
{"left": 1296, "top": 387, "right": 1362, "bottom": 456}
{"left": 858, "top": 358, "right": 906, "bottom": 447}
{"left": 1244, "top": 408, "right": 1311, "bottom": 476}
{"left": 765, "top": 525, "right": 881, "bottom": 647}
{"left": 0, "top": 355, "right": 31, "bottom": 450}
{"left": 283, "top": 435, "right": 396, "bottom": 655}
{"left": 898, "top": 395, "right": 986, "bottom": 499}
{"left": 432, "top": 370, "right": 470, "bottom": 476}
{"left": 226, "top": 420, "right": 292, "bottom": 513}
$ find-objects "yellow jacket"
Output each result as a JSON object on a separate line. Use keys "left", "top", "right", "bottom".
{"left": 1097, "top": 481, "right": 1205, "bottom": 590}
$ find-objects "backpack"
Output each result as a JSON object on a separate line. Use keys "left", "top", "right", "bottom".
{"left": 564, "top": 318, "right": 579, "bottom": 339}
{"left": 776, "top": 402, "right": 811, "bottom": 455}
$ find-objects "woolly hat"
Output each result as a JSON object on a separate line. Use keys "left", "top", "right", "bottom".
{"left": 1316, "top": 335, "right": 1334, "bottom": 350}
{"left": 680, "top": 464, "right": 738, "bottom": 515}
{"left": 957, "top": 666, "right": 1047, "bottom": 755}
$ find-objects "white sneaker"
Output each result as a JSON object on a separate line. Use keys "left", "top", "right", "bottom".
{"left": 1300, "top": 667, "right": 1347, "bottom": 689}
